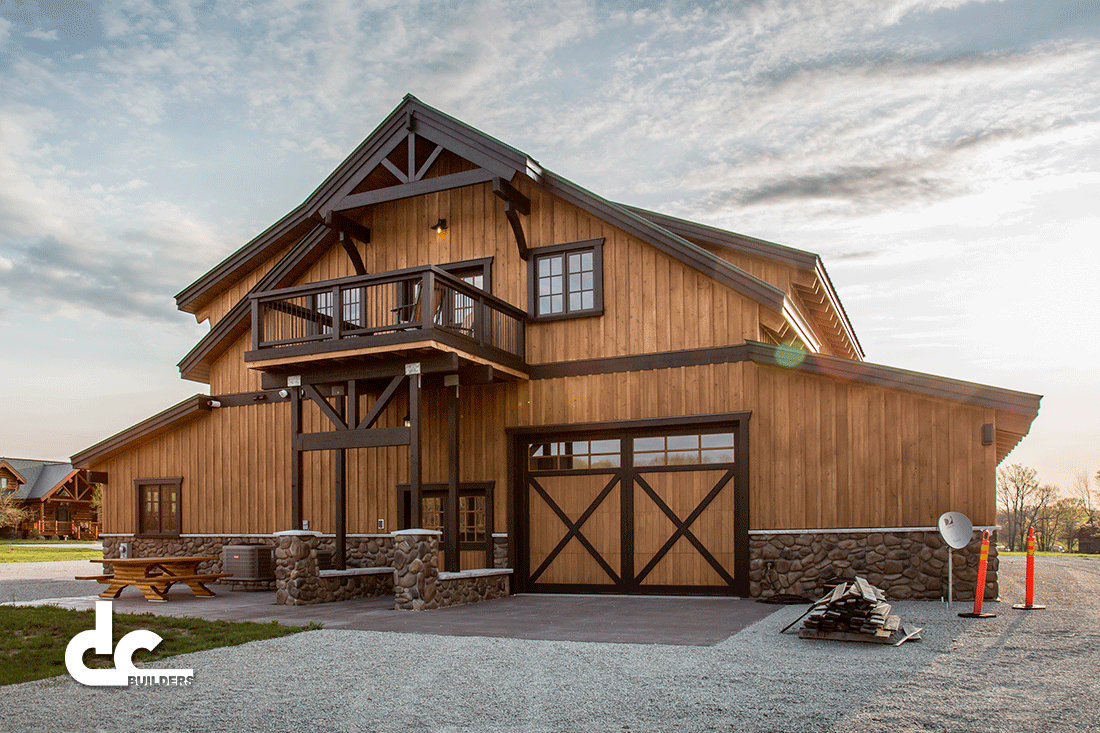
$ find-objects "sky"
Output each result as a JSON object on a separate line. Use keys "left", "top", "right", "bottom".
{"left": 0, "top": 0, "right": 1097, "bottom": 495}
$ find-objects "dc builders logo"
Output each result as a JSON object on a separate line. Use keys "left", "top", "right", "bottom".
{"left": 65, "top": 601, "right": 194, "bottom": 687}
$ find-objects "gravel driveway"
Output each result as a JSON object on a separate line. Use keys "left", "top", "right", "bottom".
{"left": 0, "top": 555, "right": 1096, "bottom": 732}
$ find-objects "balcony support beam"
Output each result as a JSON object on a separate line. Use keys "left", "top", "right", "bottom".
{"left": 446, "top": 378, "right": 460, "bottom": 572}
{"left": 408, "top": 373, "right": 422, "bottom": 528}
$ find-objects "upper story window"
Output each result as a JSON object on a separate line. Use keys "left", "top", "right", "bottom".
{"left": 1, "top": 477, "right": 7, "bottom": 489}
{"left": 527, "top": 238, "right": 604, "bottom": 320}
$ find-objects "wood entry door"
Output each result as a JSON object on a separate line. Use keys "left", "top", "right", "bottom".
{"left": 518, "top": 423, "right": 747, "bottom": 595}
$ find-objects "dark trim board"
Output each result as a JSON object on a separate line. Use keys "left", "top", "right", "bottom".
{"left": 510, "top": 413, "right": 751, "bottom": 597}
{"left": 528, "top": 342, "right": 1042, "bottom": 416}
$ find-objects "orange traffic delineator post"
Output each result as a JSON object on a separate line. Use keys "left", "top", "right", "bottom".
{"left": 1013, "top": 527, "right": 1046, "bottom": 610}
{"left": 959, "top": 530, "right": 996, "bottom": 618}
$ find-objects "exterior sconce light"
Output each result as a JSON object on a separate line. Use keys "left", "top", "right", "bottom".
{"left": 431, "top": 218, "right": 447, "bottom": 233}
{"left": 403, "top": 414, "right": 411, "bottom": 428}
{"left": 981, "top": 423, "right": 994, "bottom": 446}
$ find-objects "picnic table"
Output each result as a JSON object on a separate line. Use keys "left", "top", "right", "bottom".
{"left": 76, "top": 556, "right": 232, "bottom": 602}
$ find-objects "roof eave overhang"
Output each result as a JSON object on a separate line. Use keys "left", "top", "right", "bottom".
{"left": 0, "top": 460, "right": 28, "bottom": 484}
{"left": 745, "top": 341, "right": 1042, "bottom": 416}
{"left": 37, "top": 469, "right": 80, "bottom": 502}
{"left": 814, "top": 258, "right": 864, "bottom": 360}
{"left": 71, "top": 395, "right": 213, "bottom": 468}
{"left": 175, "top": 95, "right": 535, "bottom": 315}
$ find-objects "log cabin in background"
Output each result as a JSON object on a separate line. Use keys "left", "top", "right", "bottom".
{"left": 71, "top": 96, "right": 1040, "bottom": 605}
{"left": 1, "top": 458, "right": 99, "bottom": 539}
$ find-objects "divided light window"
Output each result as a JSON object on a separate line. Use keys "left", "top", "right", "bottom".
{"left": 633, "top": 433, "right": 736, "bottom": 466}
{"left": 528, "top": 238, "right": 604, "bottom": 320}
{"left": 529, "top": 439, "right": 621, "bottom": 471}
{"left": 135, "top": 478, "right": 182, "bottom": 537}
{"left": 418, "top": 493, "right": 487, "bottom": 542}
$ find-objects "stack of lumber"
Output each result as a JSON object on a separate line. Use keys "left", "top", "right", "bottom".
{"left": 799, "top": 576, "right": 919, "bottom": 645}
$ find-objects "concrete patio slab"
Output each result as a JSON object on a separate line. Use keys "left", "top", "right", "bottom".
{"left": 18, "top": 586, "right": 781, "bottom": 646}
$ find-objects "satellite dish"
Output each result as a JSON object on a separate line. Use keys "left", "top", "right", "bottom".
{"left": 938, "top": 511, "right": 974, "bottom": 549}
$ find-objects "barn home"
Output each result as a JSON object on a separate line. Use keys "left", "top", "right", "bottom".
{"left": 72, "top": 96, "right": 1040, "bottom": 607}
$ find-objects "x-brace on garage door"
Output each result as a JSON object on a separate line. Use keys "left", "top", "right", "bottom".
{"left": 513, "top": 414, "right": 750, "bottom": 596}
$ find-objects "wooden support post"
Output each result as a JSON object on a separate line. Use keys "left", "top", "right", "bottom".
{"left": 446, "top": 378, "right": 460, "bottom": 572}
{"left": 334, "top": 383, "right": 348, "bottom": 571}
{"left": 291, "top": 387, "right": 303, "bottom": 531}
{"left": 408, "top": 371, "right": 422, "bottom": 528}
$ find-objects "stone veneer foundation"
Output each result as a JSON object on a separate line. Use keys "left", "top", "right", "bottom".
{"left": 749, "top": 528, "right": 998, "bottom": 601}
{"left": 101, "top": 531, "right": 510, "bottom": 609}
{"left": 100, "top": 534, "right": 277, "bottom": 590}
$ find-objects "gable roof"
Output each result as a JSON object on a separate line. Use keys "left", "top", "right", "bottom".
{"left": 0, "top": 458, "right": 77, "bottom": 501}
{"left": 624, "top": 206, "right": 864, "bottom": 360}
{"left": 175, "top": 95, "right": 537, "bottom": 316}
{"left": 175, "top": 95, "right": 794, "bottom": 381}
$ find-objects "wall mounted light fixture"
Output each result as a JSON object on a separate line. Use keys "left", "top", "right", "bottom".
{"left": 431, "top": 218, "right": 447, "bottom": 233}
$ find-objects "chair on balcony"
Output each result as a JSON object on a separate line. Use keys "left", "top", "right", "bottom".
{"left": 391, "top": 280, "right": 447, "bottom": 331}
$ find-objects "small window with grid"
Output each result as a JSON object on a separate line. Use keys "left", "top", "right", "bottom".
{"left": 528, "top": 238, "right": 604, "bottom": 320}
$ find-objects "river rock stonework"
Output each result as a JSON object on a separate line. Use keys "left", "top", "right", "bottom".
{"left": 492, "top": 534, "right": 509, "bottom": 569}
{"left": 438, "top": 571, "right": 510, "bottom": 606}
{"left": 100, "top": 534, "right": 276, "bottom": 590}
{"left": 273, "top": 531, "right": 395, "bottom": 605}
{"left": 392, "top": 530, "right": 441, "bottom": 610}
{"left": 749, "top": 529, "right": 998, "bottom": 601}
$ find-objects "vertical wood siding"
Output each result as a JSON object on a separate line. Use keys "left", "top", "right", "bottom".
{"left": 93, "top": 180, "right": 997, "bottom": 567}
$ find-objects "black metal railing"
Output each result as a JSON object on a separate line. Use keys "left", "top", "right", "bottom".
{"left": 250, "top": 265, "right": 526, "bottom": 365}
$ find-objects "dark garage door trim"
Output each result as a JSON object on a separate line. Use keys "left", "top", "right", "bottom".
{"left": 508, "top": 412, "right": 751, "bottom": 596}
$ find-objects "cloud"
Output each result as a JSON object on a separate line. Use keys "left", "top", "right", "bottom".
{"left": 25, "top": 28, "right": 58, "bottom": 41}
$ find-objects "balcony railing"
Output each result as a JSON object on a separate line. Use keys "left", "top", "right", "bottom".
{"left": 249, "top": 265, "right": 526, "bottom": 370}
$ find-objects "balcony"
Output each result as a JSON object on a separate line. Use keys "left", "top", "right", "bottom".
{"left": 246, "top": 265, "right": 527, "bottom": 378}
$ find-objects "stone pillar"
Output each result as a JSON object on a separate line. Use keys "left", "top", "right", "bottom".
{"left": 392, "top": 529, "right": 441, "bottom": 611}
{"left": 492, "top": 533, "right": 509, "bottom": 569}
{"left": 274, "top": 530, "right": 323, "bottom": 606}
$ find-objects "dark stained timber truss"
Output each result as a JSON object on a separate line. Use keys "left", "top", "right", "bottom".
{"left": 291, "top": 375, "right": 419, "bottom": 570}
{"left": 493, "top": 177, "right": 531, "bottom": 260}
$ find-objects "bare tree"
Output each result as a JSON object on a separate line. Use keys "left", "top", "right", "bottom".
{"left": 0, "top": 494, "right": 29, "bottom": 532}
{"left": 1079, "top": 471, "right": 1099, "bottom": 526}
{"left": 997, "top": 464, "right": 1051, "bottom": 551}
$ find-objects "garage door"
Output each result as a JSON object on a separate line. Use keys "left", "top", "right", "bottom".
{"left": 515, "top": 418, "right": 748, "bottom": 595}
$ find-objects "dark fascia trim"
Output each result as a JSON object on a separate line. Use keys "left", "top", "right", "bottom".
{"left": 624, "top": 205, "right": 864, "bottom": 360}
{"left": 540, "top": 171, "right": 787, "bottom": 312}
{"left": 70, "top": 396, "right": 212, "bottom": 467}
{"left": 744, "top": 341, "right": 1042, "bottom": 416}
{"left": 175, "top": 104, "right": 414, "bottom": 312}
{"left": 176, "top": 95, "right": 531, "bottom": 313}
{"left": 527, "top": 341, "right": 1040, "bottom": 417}
{"left": 35, "top": 469, "right": 81, "bottom": 503}
{"left": 506, "top": 412, "right": 753, "bottom": 437}
{"left": 622, "top": 205, "right": 819, "bottom": 270}
{"left": 0, "top": 460, "right": 29, "bottom": 484}
{"left": 529, "top": 344, "right": 751, "bottom": 379}
{"left": 813, "top": 259, "right": 864, "bottom": 360}
{"left": 177, "top": 225, "right": 335, "bottom": 382}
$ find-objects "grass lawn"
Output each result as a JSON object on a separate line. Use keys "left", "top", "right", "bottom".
{"left": 0, "top": 605, "right": 319, "bottom": 686}
{"left": 3, "top": 539, "right": 100, "bottom": 544}
{"left": 1, "top": 546, "right": 103, "bottom": 563}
